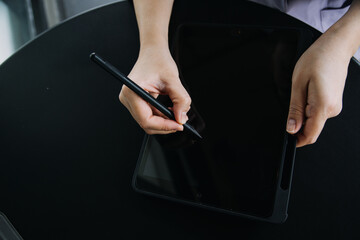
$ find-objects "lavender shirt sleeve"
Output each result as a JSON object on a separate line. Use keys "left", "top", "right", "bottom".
{"left": 248, "top": 0, "right": 360, "bottom": 60}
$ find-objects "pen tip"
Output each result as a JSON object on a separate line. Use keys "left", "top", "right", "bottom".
{"left": 89, "top": 52, "right": 96, "bottom": 59}
{"left": 184, "top": 122, "right": 203, "bottom": 140}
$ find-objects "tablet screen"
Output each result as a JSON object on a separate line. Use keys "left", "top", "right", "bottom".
{"left": 135, "top": 25, "right": 300, "bottom": 218}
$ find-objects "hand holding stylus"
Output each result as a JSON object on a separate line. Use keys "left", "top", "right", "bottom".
{"left": 119, "top": 46, "right": 191, "bottom": 135}
{"left": 118, "top": 0, "right": 191, "bottom": 135}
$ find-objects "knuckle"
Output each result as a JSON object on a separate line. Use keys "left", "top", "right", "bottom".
{"left": 183, "top": 95, "right": 192, "bottom": 106}
{"left": 119, "top": 86, "right": 129, "bottom": 104}
{"left": 326, "top": 102, "right": 342, "bottom": 117}
{"left": 309, "top": 137, "right": 317, "bottom": 144}
{"left": 305, "top": 135, "right": 318, "bottom": 145}
{"left": 145, "top": 129, "right": 155, "bottom": 135}
{"left": 144, "top": 129, "right": 156, "bottom": 135}
{"left": 119, "top": 92, "right": 125, "bottom": 104}
{"left": 138, "top": 119, "right": 148, "bottom": 130}
{"left": 160, "top": 125, "right": 172, "bottom": 132}
{"left": 288, "top": 104, "right": 304, "bottom": 117}
{"left": 159, "top": 119, "right": 173, "bottom": 132}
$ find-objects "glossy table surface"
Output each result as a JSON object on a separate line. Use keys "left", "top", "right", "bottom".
{"left": 0, "top": 1, "right": 360, "bottom": 239}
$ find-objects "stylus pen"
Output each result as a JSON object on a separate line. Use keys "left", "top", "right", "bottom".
{"left": 90, "top": 53, "right": 202, "bottom": 140}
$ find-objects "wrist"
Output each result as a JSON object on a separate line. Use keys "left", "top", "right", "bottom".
{"left": 330, "top": 23, "right": 360, "bottom": 60}
{"left": 140, "top": 36, "right": 169, "bottom": 51}
{"left": 325, "top": 1, "right": 360, "bottom": 59}
{"left": 139, "top": 36, "right": 170, "bottom": 56}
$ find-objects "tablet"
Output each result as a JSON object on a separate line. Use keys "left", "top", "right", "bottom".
{"left": 0, "top": 212, "right": 23, "bottom": 240}
{"left": 132, "top": 24, "right": 313, "bottom": 223}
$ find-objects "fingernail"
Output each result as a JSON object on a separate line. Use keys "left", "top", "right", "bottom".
{"left": 287, "top": 119, "right": 296, "bottom": 133}
{"left": 180, "top": 112, "right": 188, "bottom": 124}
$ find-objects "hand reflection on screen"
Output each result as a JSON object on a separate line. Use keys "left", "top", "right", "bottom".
{"left": 270, "top": 31, "right": 297, "bottom": 111}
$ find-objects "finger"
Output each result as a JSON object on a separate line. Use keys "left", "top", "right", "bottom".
{"left": 142, "top": 92, "right": 176, "bottom": 121}
{"left": 132, "top": 104, "right": 184, "bottom": 134}
{"left": 143, "top": 115, "right": 184, "bottom": 134}
{"left": 166, "top": 80, "right": 191, "bottom": 124}
{"left": 120, "top": 84, "right": 184, "bottom": 134}
{"left": 147, "top": 129, "right": 178, "bottom": 135}
{"left": 296, "top": 105, "right": 327, "bottom": 147}
{"left": 147, "top": 92, "right": 169, "bottom": 118}
{"left": 149, "top": 104, "right": 169, "bottom": 119}
{"left": 286, "top": 79, "right": 307, "bottom": 134}
{"left": 125, "top": 92, "right": 184, "bottom": 134}
{"left": 149, "top": 91, "right": 159, "bottom": 100}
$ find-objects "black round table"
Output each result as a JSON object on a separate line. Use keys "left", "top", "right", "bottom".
{"left": 1, "top": 1, "right": 360, "bottom": 239}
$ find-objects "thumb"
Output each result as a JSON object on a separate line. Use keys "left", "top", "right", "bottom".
{"left": 167, "top": 80, "right": 191, "bottom": 124}
{"left": 287, "top": 83, "right": 306, "bottom": 134}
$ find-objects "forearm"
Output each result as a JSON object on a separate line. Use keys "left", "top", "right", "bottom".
{"left": 133, "top": 0, "right": 174, "bottom": 50}
{"left": 321, "top": 0, "right": 360, "bottom": 59}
